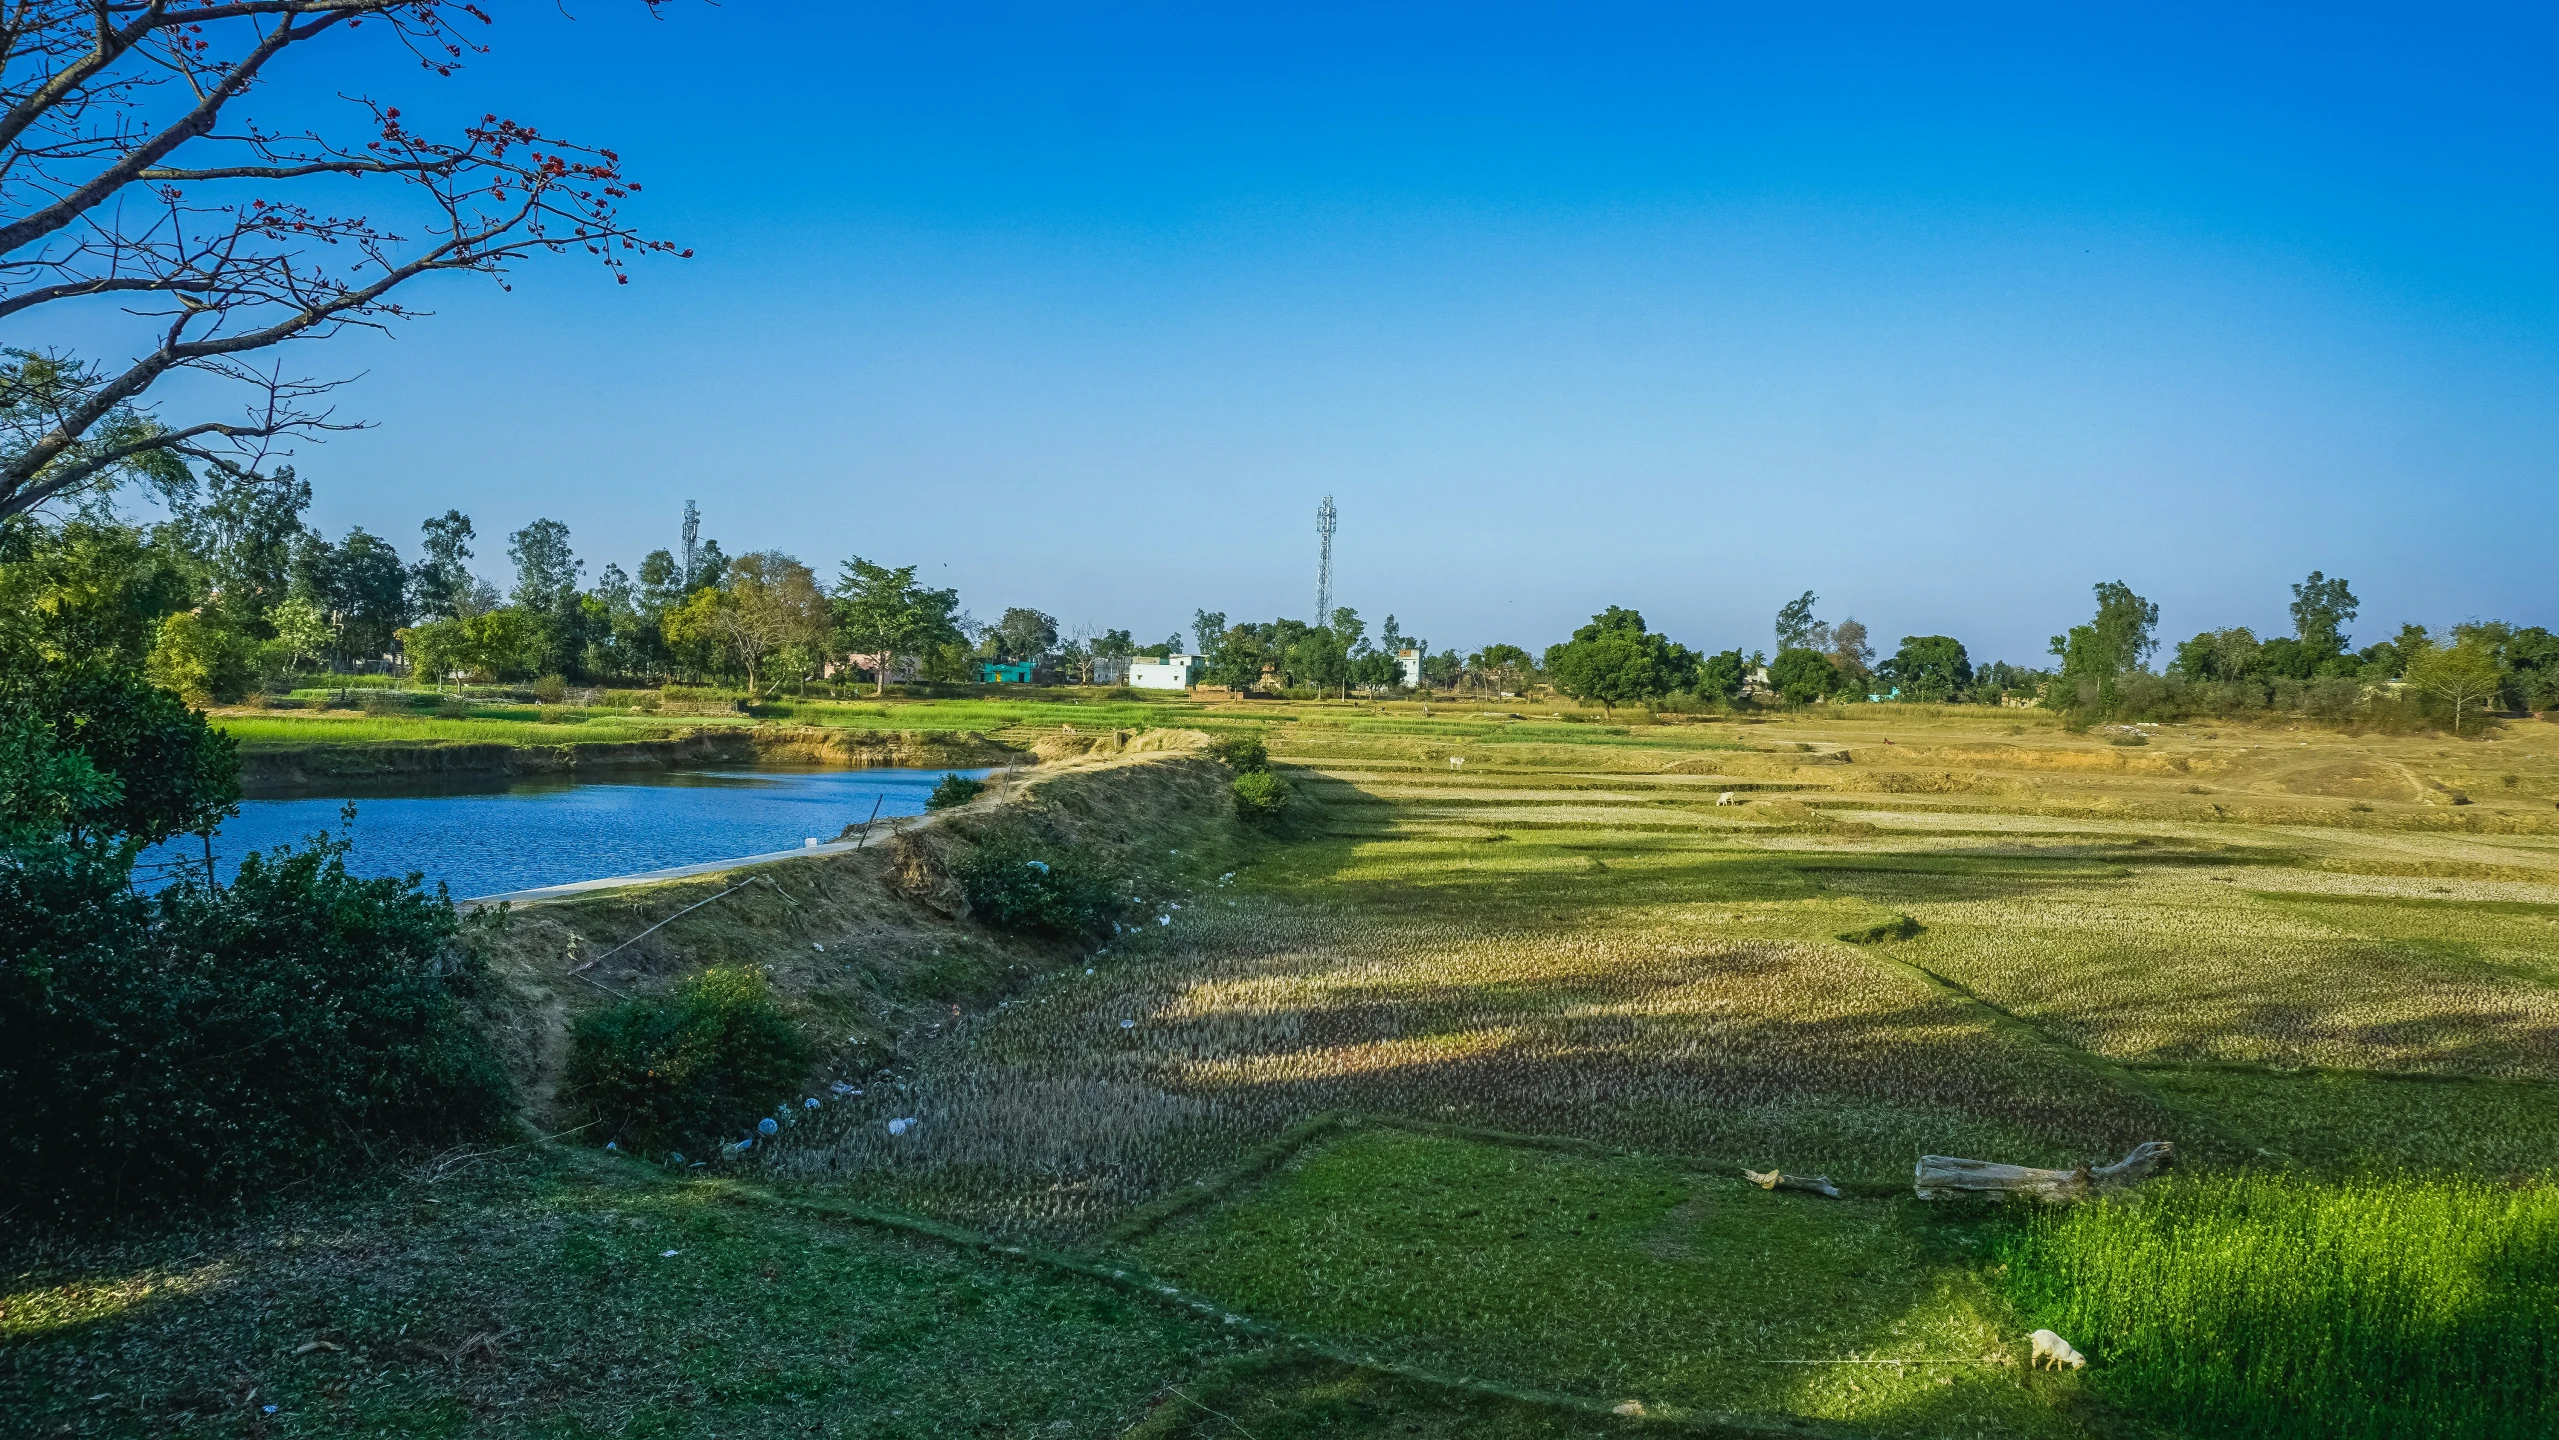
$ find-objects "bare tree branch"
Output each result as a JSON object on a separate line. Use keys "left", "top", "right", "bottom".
{"left": 0, "top": 0, "right": 685, "bottom": 519}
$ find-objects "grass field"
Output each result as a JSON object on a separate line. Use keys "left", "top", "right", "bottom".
{"left": 12, "top": 704, "right": 2559, "bottom": 1436}
{"left": 208, "top": 692, "right": 1213, "bottom": 752}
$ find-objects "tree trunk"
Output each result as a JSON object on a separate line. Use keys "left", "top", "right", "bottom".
{"left": 1914, "top": 1141, "right": 2173, "bottom": 1202}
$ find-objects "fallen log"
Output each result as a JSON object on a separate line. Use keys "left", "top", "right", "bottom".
{"left": 1743, "top": 1167, "right": 1842, "bottom": 1198}
{"left": 1913, "top": 1141, "right": 2173, "bottom": 1202}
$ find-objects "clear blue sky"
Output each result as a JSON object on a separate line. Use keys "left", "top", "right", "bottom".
{"left": 103, "top": 3, "right": 2559, "bottom": 662}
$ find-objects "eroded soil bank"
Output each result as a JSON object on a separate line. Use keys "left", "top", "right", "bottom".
{"left": 238, "top": 724, "right": 1029, "bottom": 794}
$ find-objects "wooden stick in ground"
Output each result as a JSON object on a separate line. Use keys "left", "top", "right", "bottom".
{"left": 570, "top": 876, "right": 770, "bottom": 974}
{"left": 1913, "top": 1141, "right": 2174, "bottom": 1201}
{"left": 852, "top": 793, "right": 886, "bottom": 850}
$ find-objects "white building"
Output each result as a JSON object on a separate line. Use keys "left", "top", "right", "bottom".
{"left": 1128, "top": 653, "right": 1203, "bottom": 690}
{"left": 1089, "top": 655, "right": 1131, "bottom": 686}
{"left": 1397, "top": 648, "right": 1424, "bottom": 689}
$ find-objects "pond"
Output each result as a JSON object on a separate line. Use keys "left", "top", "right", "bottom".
{"left": 142, "top": 766, "right": 991, "bottom": 900}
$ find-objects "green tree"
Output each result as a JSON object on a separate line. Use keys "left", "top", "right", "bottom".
{"left": 832, "top": 557, "right": 962, "bottom": 696}
{"left": 295, "top": 526, "right": 410, "bottom": 668}
{"left": 2171, "top": 628, "right": 2263, "bottom": 682}
{"left": 398, "top": 618, "right": 468, "bottom": 690}
{"left": 144, "top": 611, "right": 253, "bottom": 707}
{"left": 1191, "top": 609, "right": 1227, "bottom": 658}
{"left": 1768, "top": 646, "right": 1840, "bottom": 705}
{"left": 1469, "top": 643, "right": 1534, "bottom": 694}
{"left": 1543, "top": 607, "right": 1693, "bottom": 713}
{"left": 0, "top": 517, "right": 193, "bottom": 672}
{"left": 508, "top": 519, "right": 583, "bottom": 611}
{"left": 2050, "top": 580, "right": 2160, "bottom": 698}
{"left": 987, "top": 607, "right": 1061, "bottom": 665}
{"left": 1775, "top": 591, "right": 1829, "bottom": 653}
{"left": 408, "top": 510, "right": 480, "bottom": 621}
{"left": 1697, "top": 648, "right": 1750, "bottom": 704}
{"left": 1880, "top": 636, "right": 1972, "bottom": 701}
{"left": 7, "top": 662, "right": 237, "bottom": 858}
{"left": 1283, "top": 626, "right": 1351, "bottom": 697}
{"left": 457, "top": 609, "right": 544, "bottom": 682}
{"left": 268, "top": 595, "right": 333, "bottom": 675}
{"left": 699, "top": 552, "right": 832, "bottom": 697}
{"left": 2405, "top": 633, "right": 2505, "bottom": 735}
{"left": 2289, "top": 571, "right": 2359, "bottom": 657}
{"left": 163, "top": 467, "right": 313, "bottom": 638}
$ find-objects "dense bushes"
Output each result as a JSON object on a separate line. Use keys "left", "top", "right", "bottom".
{"left": 565, "top": 966, "right": 813, "bottom": 1158}
{"left": 1205, "top": 732, "right": 1268, "bottom": 771}
{"left": 952, "top": 833, "right": 1125, "bottom": 937}
{"left": 926, "top": 772, "right": 986, "bottom": 810}
{"left": 0, "top": 836, "right": 511, "bottom": 1224}
{"left": 2066, "top": 671, "right": 2466, "bottom": 731}
{"left": 1230, "top": 768, "right": 1293, "bottom": 822}
{"left": 1209, "top": 729, "right": 1294, "bottom": 822}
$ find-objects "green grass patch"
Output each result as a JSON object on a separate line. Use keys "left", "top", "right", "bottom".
{"left": 0, "top": 1152, "right": 1236, "bottom": 1437}
{"left": 1998, "top": 1170, "right": 2559, "bottom": 1438}
{"left": 216, "top": 712, "right": 701, "bottom": 750}
{"left": 1137, "top": 1126, "right": 2083, "bottom": 1436}
{"left": 2137, "top": 1066, "right": 2559, "bottom": 1175}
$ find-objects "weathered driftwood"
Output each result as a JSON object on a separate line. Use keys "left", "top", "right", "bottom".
{"left": 1744, "top": 1167, "right": 1842, "bottom": 1198}
{"left": 1913, "top": 1141, "right": 2173, "bottom": 1202}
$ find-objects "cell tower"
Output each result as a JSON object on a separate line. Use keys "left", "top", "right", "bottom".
{"left": 680, "top": 499, "right": 701, "bottom": 588}
{"left": 1313, "top": 494, "right": 1337, "bottom": 624}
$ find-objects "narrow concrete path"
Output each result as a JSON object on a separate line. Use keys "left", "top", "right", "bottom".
{"left": 465, "top": 816, "right": 927, "bottom": 907}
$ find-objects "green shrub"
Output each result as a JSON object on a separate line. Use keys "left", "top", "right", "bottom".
{"left": 1998, "top": 1172, "right": 2559, "bottom": 1437}
{"left": 1206, "top": 732, "right": 1269, "bottom": 772}
{"left": 926, "top": 773, "right": 986, "bottom": 810}
{"left": 565, "top": 966, "right": 814, "bottom": 1157}
{"left": 952, "top": 834, "right": 1122, "bottom": 937}
{"left": 0, "top": 835, "right": 510, "bottom": 1225}
{"left": 1835, "top": 913, "right": 1922, "bottom": 944}
{"left": 1231, "top": 769, "right": 1293, "bottom": 823}
{"left": 531, "top": 673, "right": 569, "bottom": 704}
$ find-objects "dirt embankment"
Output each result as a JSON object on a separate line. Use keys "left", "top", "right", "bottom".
{"left": 465, "top": 736, "right": 1240, "bottom": 1125}
{"left": 240, "top": 725, "right": 1027, "bottom": 793}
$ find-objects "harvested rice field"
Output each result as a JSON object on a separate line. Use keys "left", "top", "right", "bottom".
{"left": 13, "top": 705, "right": 2559, "bottom": 1437}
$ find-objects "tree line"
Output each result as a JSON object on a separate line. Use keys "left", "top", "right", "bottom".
{"left": 1518, "top": 574, "right": 2556, "bottom": 730}
{"left": 11, "top": 466, "right": 2550, "bottom": 729}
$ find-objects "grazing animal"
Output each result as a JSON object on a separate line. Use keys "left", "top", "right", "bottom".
{"left": 1717, "top": 792, "right": 1738, "bottom": 806}
{"left": 2029, "top": 1330, "right": 2086, "bottom": 1371}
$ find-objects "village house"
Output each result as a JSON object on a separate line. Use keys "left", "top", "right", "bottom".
{"left": 1128, "top": 653, "right": 1203, "bottom": 690}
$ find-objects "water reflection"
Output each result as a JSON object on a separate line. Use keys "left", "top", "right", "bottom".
{"left": 144, "top": 766, "right": 989, "bottom": 899}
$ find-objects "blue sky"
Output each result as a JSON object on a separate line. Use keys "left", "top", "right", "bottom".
{"left": 76, "top": 3, "right": 2559, "bottom": 662}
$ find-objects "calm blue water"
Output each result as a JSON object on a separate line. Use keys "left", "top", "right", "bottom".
{"left": 141, "top": 767, "right": 988, "bottom": 899}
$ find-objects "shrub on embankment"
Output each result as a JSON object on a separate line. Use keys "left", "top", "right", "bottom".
{"left": 951, "top": 833, "right": 1126, "bottom": 937}
{"left": 1998, "top": 1170, "right": 2559, "bottom": 1437}
{"left": 564, "top": 966, "right": 814, "bottom": 1158}
{"left": 469, "top": 744, "right": 1251, "bottom": 1121}
{"left": 0, "top": 837, "right": 512, "bottom": 1225}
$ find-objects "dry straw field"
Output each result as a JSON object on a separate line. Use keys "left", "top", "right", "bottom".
{"left": 762, "top": 702, "right": 2559, "bottom": 1435}
{"left": 14, "top": 701, "right": 2559, "bottom": 1438}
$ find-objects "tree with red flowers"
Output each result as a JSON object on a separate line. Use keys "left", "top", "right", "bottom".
{"left": 0, "top": 1, "right": 689, "bottom": 520}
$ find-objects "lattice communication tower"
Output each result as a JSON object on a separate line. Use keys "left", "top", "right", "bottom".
{"left": 1314, "top": 494, "right": 1337, "bottom": 625}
